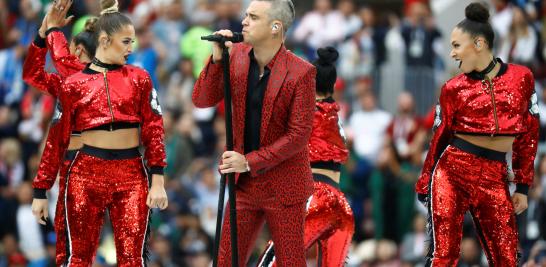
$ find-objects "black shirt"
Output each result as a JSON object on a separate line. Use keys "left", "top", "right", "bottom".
{"left": 244, "top": 50, "right": 271, "bottom": 154}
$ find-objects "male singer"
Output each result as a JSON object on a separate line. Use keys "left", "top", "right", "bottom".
{"left": 192, "top": 0, "right": 316, "bottom": 266}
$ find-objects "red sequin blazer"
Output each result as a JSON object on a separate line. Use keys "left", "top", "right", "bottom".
{"left": 193, "top": 43, "right": 316, "bottom": 205}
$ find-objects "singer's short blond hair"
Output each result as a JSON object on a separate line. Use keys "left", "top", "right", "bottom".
{"left": 253, "top": 0, "right": 295, "bottom": 33}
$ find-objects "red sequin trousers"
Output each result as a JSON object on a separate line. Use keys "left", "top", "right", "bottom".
{"left": 427, "top": 145, "right": 518, "bottom": 266}
{"left": 61, "top": 152, "right": 150, "bottom": 266}
{"left": 257, "top": 179, "right": 354, "bottom": 267}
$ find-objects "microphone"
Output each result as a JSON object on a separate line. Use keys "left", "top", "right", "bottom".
{"left": 201, "top": 32, "right": 244, "bottom": 43}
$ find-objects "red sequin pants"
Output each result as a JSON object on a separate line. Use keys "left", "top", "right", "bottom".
{"left": 218, "top": 175, "right": 307, "bottom": 267}
{"left": 427, "top": 145, "right": 518, "bottom": 266}
{"left": 61, "top": 149, "right": 149, "bottom": 267}
{"left": 257, "top": 176, "right": 354, "bottom": 267}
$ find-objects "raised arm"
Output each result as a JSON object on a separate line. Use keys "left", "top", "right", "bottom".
{"left": 46, "top": 29, "right": 86, "bottom": 77}
{"left": 23, "top": 34, "right": 63, "bottom": 97}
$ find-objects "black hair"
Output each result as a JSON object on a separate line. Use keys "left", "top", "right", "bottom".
{"left": 95, "top": 0, "right": 133, "bottom": 44}
{"left": 73, "top": 17, "right": 98, "bottom": 58}
{"left": 312, "top": 47, "right": 339, "bottom": 96}
{"left": 456, "top": 2, "right": 495, "bottom": 49}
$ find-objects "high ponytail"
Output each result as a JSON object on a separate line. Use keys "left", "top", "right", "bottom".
{"left": 95, "top": 0, "right": 132, "bottom": 44}
{"left": 313, "top": 47, "right": 339, "bottom": 96}
{"left": 73, "top": 17, "right": 98, "bottom": 58}
{"left": 456, "top": 2, "right": 495, "bottom": 49}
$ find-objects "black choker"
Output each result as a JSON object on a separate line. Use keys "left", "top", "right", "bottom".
{"left": 468, "top": 58, "right": 497, "bottom": 80}
{"left": 91, "top": 58, "right": 121, "bottom": 70}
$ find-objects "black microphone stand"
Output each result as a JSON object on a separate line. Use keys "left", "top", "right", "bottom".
{"left": 212, "top": 42, "right": 239, "bottom": 267}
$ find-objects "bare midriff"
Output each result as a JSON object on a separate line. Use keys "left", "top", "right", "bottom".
{"left": 81, "top": 128, "right": 140, "bottom": 149}
{"left": 311, "top": 168, "right": 340, "bottom": 184}
{"left": 455, "top": 133, "right": 515, "bottom": 153}
{"left": 67, "top": 136, "right": 83, "bottom": 150}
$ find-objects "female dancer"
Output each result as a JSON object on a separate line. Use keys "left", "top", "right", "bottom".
{"left": 258, "top": 47, "right": 354, "bottom": 267}
{"left": 415, "top": 3, "right": 538, "bottom": 266}
{"left": 30, "top": 0, "right": 167, "bottom": 266}
{"left": 24, "top": 1, "right": 97, "bottom": 265}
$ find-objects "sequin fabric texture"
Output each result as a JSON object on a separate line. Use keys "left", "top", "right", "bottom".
{"left": 308, "top": 100, "right": 349, "bottom": 164}
{"left": 416, "top": 63, "right": 538, "bottom": 196}
{"left": 415, "top": 62, "right": 538, "bottom": 265}
{"left": 193, "top": 43, "right": 316, "bottom": 266}
{"left": 428, "top": 145, "right": 518, "bottom": 266}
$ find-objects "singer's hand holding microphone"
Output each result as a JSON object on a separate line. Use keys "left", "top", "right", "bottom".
{"left": 201, "top": 30, "right": 244, "bottom": 63}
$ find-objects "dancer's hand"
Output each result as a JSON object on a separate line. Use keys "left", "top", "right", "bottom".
{"left": 147, "top": 174, "right": 168, "bottom": 210}
{"left": 512, "top": 193, "right": 528, "bottom": 215}
{"left": 220, "top": 151, "right": 249, "bottom": 174}
{"left": 211, "top": 29, "right": 234, "bottom": 63}
{"left": 31, "top": 198, "right": 49, "bottom": 225}
{"left": 47, "top": 0, "right": 74, "bottom": 29}
{"left": 38, "top": 14, "right": 48, "bottom": 38}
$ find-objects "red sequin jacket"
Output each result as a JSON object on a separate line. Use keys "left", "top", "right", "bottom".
{"left": 308, "top": 97, "right": 348, "bottom": 164}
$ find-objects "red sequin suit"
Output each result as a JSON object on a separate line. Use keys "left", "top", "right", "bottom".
{"left": 23, "top": 29, "right": 85, "bottom": 265}
{"left": 193, "top": 43, "right": 315, "bottom": 267}
{"left": 30, "top": 38, "right": 166, "bottom": 266}
{"left": 415, "top": 61, "right": 538, "bottom": 266}
{"left": 257, "top": 98, "right": 354, "bottom": 267}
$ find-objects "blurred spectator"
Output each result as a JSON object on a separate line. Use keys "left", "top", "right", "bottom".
{"left": 163, "top": 110, "right": 195, "bottom": 180}
{"left": 0, "top": 42, "right": 25, "bottom": 106}
{"left": 127, "top": 25, "right": 165, "bottom": 91}
{"left": 375, "top": 239, "right": 400, "bottom": 266}
{"left": 149, "top": 234, "right": 176, "bottom": 267}
{"left": 338, "top": 6, "right": 378, "bottom": 85}
{"left": 172, "top": 214, "right": 212, "bottom": 266}
{"left": 347, "top": 81, "right": 391, "bottom": 239}
{"left": 499, "top": 6, "right": 538, "bottom": 69}
{"left": 180, "top": 7, "right": 215, "bottom": 78}
{"left": 0, "top": 234, "right": 27, "bottom": 267}
{"left": 293, "top": 0, "right": 345, "bottom": 59}
{"left": 459, "top": 237, "right": 483, "bottom": 267}
{"left": 370, "top": 140, "right": 418, "bottom": 243}
{"left": 400, "top": 214, "right": 427, "bottom": 265}
{"left": 18, "top": 87, "right": 54, "bottom": 144}
{"left": 379, "top": 12, "right": 406, "bottom": 114}
{"left": 213, "top": 0, "right": 243, "bottom": 33}
{"left": 491, "top": 0, "right": 514, "bottom": 49}
{"left": 15, "top": 182, "right": 48, "bottom": 266}
{"left": 525, "top": 240, "right": 546, "bottom": 266}
{"left": 13, "top": 0, "right": 41, "bottom": 47}
{"left": 0, "top": 138, "right": 23, "bottom": 193}
{"left": 518, "top": 154, "right": 546, "bottom": 260}
{"left": 347, "top": 80, "right": 391, "bottom": 169}
{"left": 164, "top": 57, "right": 195, "bottom": 111}
{"left": 385, "top": 91, "right": 425, "bottom": 164}
{"left": 193, "top": 166, "right": 220, "bottom": 238}
{"left": 0, "top": 0, "right": 9, "bottom": 49}
{"left": 401, "top": 2, "right": 442, "bottom": 115}
{"left": 334, "top": 0, "right": 361, "bottom": 39}
{"left": 151, "top": 0, "right": 187, "bottom": 75}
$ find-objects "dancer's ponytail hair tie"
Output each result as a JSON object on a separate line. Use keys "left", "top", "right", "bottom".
{"left": 100, "top": 0, "right": 119, "bottom": 15}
